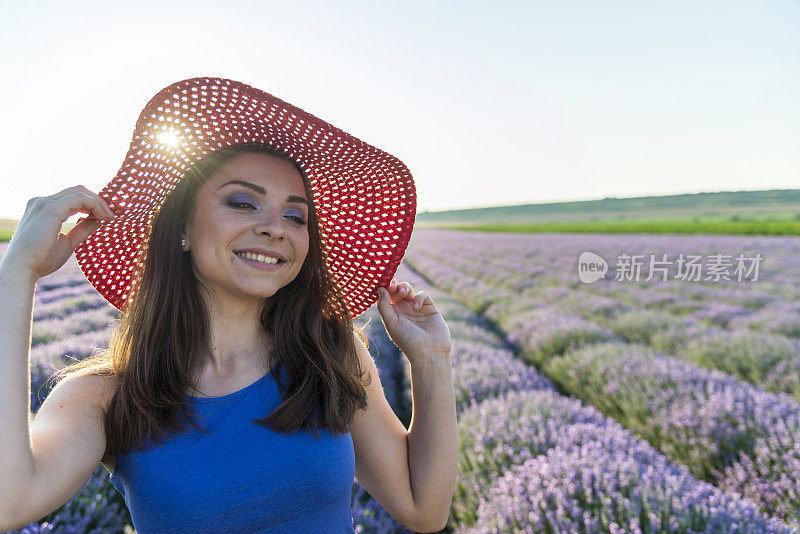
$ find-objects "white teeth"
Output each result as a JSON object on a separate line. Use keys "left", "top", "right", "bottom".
{"left": 236, "top": 252, "right": 281, "bottom": 264}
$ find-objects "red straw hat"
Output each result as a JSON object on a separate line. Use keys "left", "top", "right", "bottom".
{"left": 74, "top": 76, "right": 416, "bottom": 319}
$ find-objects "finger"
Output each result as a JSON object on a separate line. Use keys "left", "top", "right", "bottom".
{"left": 76, "top": 185, "right": 116, "bottom": 218}
{"left": 386, "top": 280, "right": 404, "bottom": 296}
{"left": 45, "top": 186, "right": 80, "bottom": 202}
{"left": 398, "top": 281, "right": 413, "bottom": 298}
{"left": 376, "top": 287, "right": 395, "bottom": 316}
{"left": 405, "top": 283, "right": 416, "bottom": 301}
{"left": 65, "top": 217, "right": 103, "bottom": 247}
{"left": 60, "top": 191, "right": 116, "bottom": 223}
{"left": 412, "top": 291, "right": 428, "bottom": 310}
{"left": 388, "top": 284, "right": 410, "bottom": 304}
{"left": 48, "top": 185, "right": 95, "bottom": 204}
{"left": 67, "top": 193, "right": 113, "bottom": 222}
{"left": 78, "top": 187, "right": 116, "bottom": 219}
{"left": 57, "top": 186, "right": 115, "bottom": 219}
{"left": 388, "top": 285, "right": 403, "bottom": 304}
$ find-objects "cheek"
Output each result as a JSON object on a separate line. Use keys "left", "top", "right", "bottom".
{"left": 191, "top": 239, "right": 227, "bottom": 273}
{"left": 189, "top": 249, "right": 215, "bottom": 278}
{"left": 299, "top": 236, "right": 310, "bottom": 261}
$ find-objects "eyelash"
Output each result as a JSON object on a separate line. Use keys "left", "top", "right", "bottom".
{"left": 228, "top": 201, "right": 307, "bottom": 225}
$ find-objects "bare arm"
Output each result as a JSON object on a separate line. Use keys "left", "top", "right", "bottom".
{"left": 349, "top": 333, "right": 456, "bottom": 533}
{"left": 0, "top": 254, "right": 39, "bottom": 525}
{"left": 406, "top": 351, "right": 458, "bottom": 531}
{"left": 0, "top": 186, "right": 116, "bottom": 529}
{"left": 358, "top": 279, "right": 456, "bottom": 532}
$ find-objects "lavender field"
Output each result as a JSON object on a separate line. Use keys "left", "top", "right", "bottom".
{"left": 5, "top": 227, "right": 800, "bottom": 533}
{"left": 400, "top": 229, "right": 800, "bottom": 532}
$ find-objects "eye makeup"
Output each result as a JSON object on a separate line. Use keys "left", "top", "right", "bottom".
{"left": 226, "top": 194, "right": 257, "bottom": 210}
{"left": 225, "top": 194, "right": 307, "bottom": 225}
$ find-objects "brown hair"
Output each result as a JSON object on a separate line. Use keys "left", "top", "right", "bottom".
{"left": 52, "top": 143, "right": 370, "bottom": 455}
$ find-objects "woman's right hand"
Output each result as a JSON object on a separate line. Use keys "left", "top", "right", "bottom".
{"left": 3, "top": 185, "right": 116, "bottom": 280}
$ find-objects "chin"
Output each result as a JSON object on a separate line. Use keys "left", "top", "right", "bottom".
{"left": 239, "top": 286, "right": 280, "bottom": 298}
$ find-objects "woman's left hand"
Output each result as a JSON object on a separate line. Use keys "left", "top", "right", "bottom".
{"left": 376, "top": 278, "right": 451, "bottom": 365}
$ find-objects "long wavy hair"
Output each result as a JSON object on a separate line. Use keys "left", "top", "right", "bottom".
{"left": 53, "top": 142, "right": 371, "bottom": 455}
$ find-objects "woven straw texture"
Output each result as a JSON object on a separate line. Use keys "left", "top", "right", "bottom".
{"left": 74, "top": 77, "right": 416, "bottom": 319}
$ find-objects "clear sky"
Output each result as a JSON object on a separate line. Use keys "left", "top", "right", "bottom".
{"left": 0, "top": 0, "right": 798, "bottom": 221}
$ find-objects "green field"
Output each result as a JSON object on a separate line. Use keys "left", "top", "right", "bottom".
{"left": 4, "top": 189, "right": 800, "bottom": 242}
{"left": 416, "top": 189, "right": 800, "bottom": 225}
{"left": 1, "top": 219, "right": 16, "bottom": 242}
{"left": 413, "top": 189, "right": 800, "bottom": 236}
{"left": 0, "top": 219, "right": 83, "bottom": 243}
{"left": 416, "top": 218, "right": 800, "bottom": 236}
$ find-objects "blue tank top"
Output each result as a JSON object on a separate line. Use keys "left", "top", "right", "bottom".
{"left": 109, "top": 363, "right": 357, "bottom": 533}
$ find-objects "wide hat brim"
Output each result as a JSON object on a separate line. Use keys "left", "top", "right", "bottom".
{"left": 74, "top": 77, "right": 416, "bottom": 319}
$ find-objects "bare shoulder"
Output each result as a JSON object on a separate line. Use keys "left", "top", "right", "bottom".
{"left": 68, "top": 374, "right": 119, "bottom": 473}
{"left": 43, "top": 372, "right": 118, "bottom": 411}
{"left": 65, "top": 372, "right": 119, "bottom": 412}
{"left": 49, "top": 372, "right": 120, "bottom": 469}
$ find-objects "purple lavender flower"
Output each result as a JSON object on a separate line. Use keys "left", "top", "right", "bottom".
{"left": 468, "top": 423, "right": 794, "bottom": 534}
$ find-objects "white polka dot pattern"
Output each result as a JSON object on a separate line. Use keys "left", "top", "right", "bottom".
{"left": 74, "top": 77, "right": 416, "bottom": 319}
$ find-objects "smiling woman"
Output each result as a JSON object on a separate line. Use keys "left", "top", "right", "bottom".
{"left": 180, "top": 149, "right": 312, "bottom": 319}
{"left": 107, "top": 141, "right": 366, "bottom": 426}
{"left": 40, "top": 142, "right": 376, "bottom": 532}
{"left": 0, "top": 78, "right": 455, "bottom": 534}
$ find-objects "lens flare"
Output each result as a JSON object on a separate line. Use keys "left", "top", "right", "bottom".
{"left": 156, "top": 130, "right": 180, "bottom": 147}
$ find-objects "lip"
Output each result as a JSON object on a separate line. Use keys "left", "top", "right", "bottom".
{"left": 235, "top": 253, "right": 285, "bottom": 271}
{"left": 233, "top": 247, "right": 287, "bottom": 262}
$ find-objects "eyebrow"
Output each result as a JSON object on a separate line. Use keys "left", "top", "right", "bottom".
{"left": 218, "top": 179, "right": 309, "bottom": 206}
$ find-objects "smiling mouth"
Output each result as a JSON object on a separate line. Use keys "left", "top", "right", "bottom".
{"left": 234, "top": 251, "right": 286, "bottom": 265}
{"left": 235, "top": 255, "right": 286, "bottom": 271}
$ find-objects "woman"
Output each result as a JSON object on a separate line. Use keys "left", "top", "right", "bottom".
{"left": 0, "top": 78, "right": 457, "bottom": 533}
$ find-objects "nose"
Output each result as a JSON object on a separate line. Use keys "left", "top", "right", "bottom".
{"left": 252, "top": 209, "right": 287, "bottom": 241}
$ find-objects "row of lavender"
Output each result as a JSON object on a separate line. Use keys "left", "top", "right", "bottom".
{"left": 401, "top": 229, "right": 800, "bottom": 528}
{"left": 390, "top": 261, "right": 791, "bottom": 532}
{"left": 405, "top": 230, "right": 800, "bottom": 400}
{"left": 1, "top": 243, "right": 415, "bottom": 534}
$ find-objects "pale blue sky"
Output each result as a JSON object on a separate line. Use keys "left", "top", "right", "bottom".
{"left": 0, "top": 0, "right": 798, "bottom": 220}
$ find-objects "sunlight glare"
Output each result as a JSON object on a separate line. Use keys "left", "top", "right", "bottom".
{"left": 156, "top": 130, "right": 180, "bottom": 147}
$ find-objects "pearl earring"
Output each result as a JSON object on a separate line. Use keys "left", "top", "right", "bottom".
{"left": 181, "top": 239, "right": 187, "bottom": 247}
